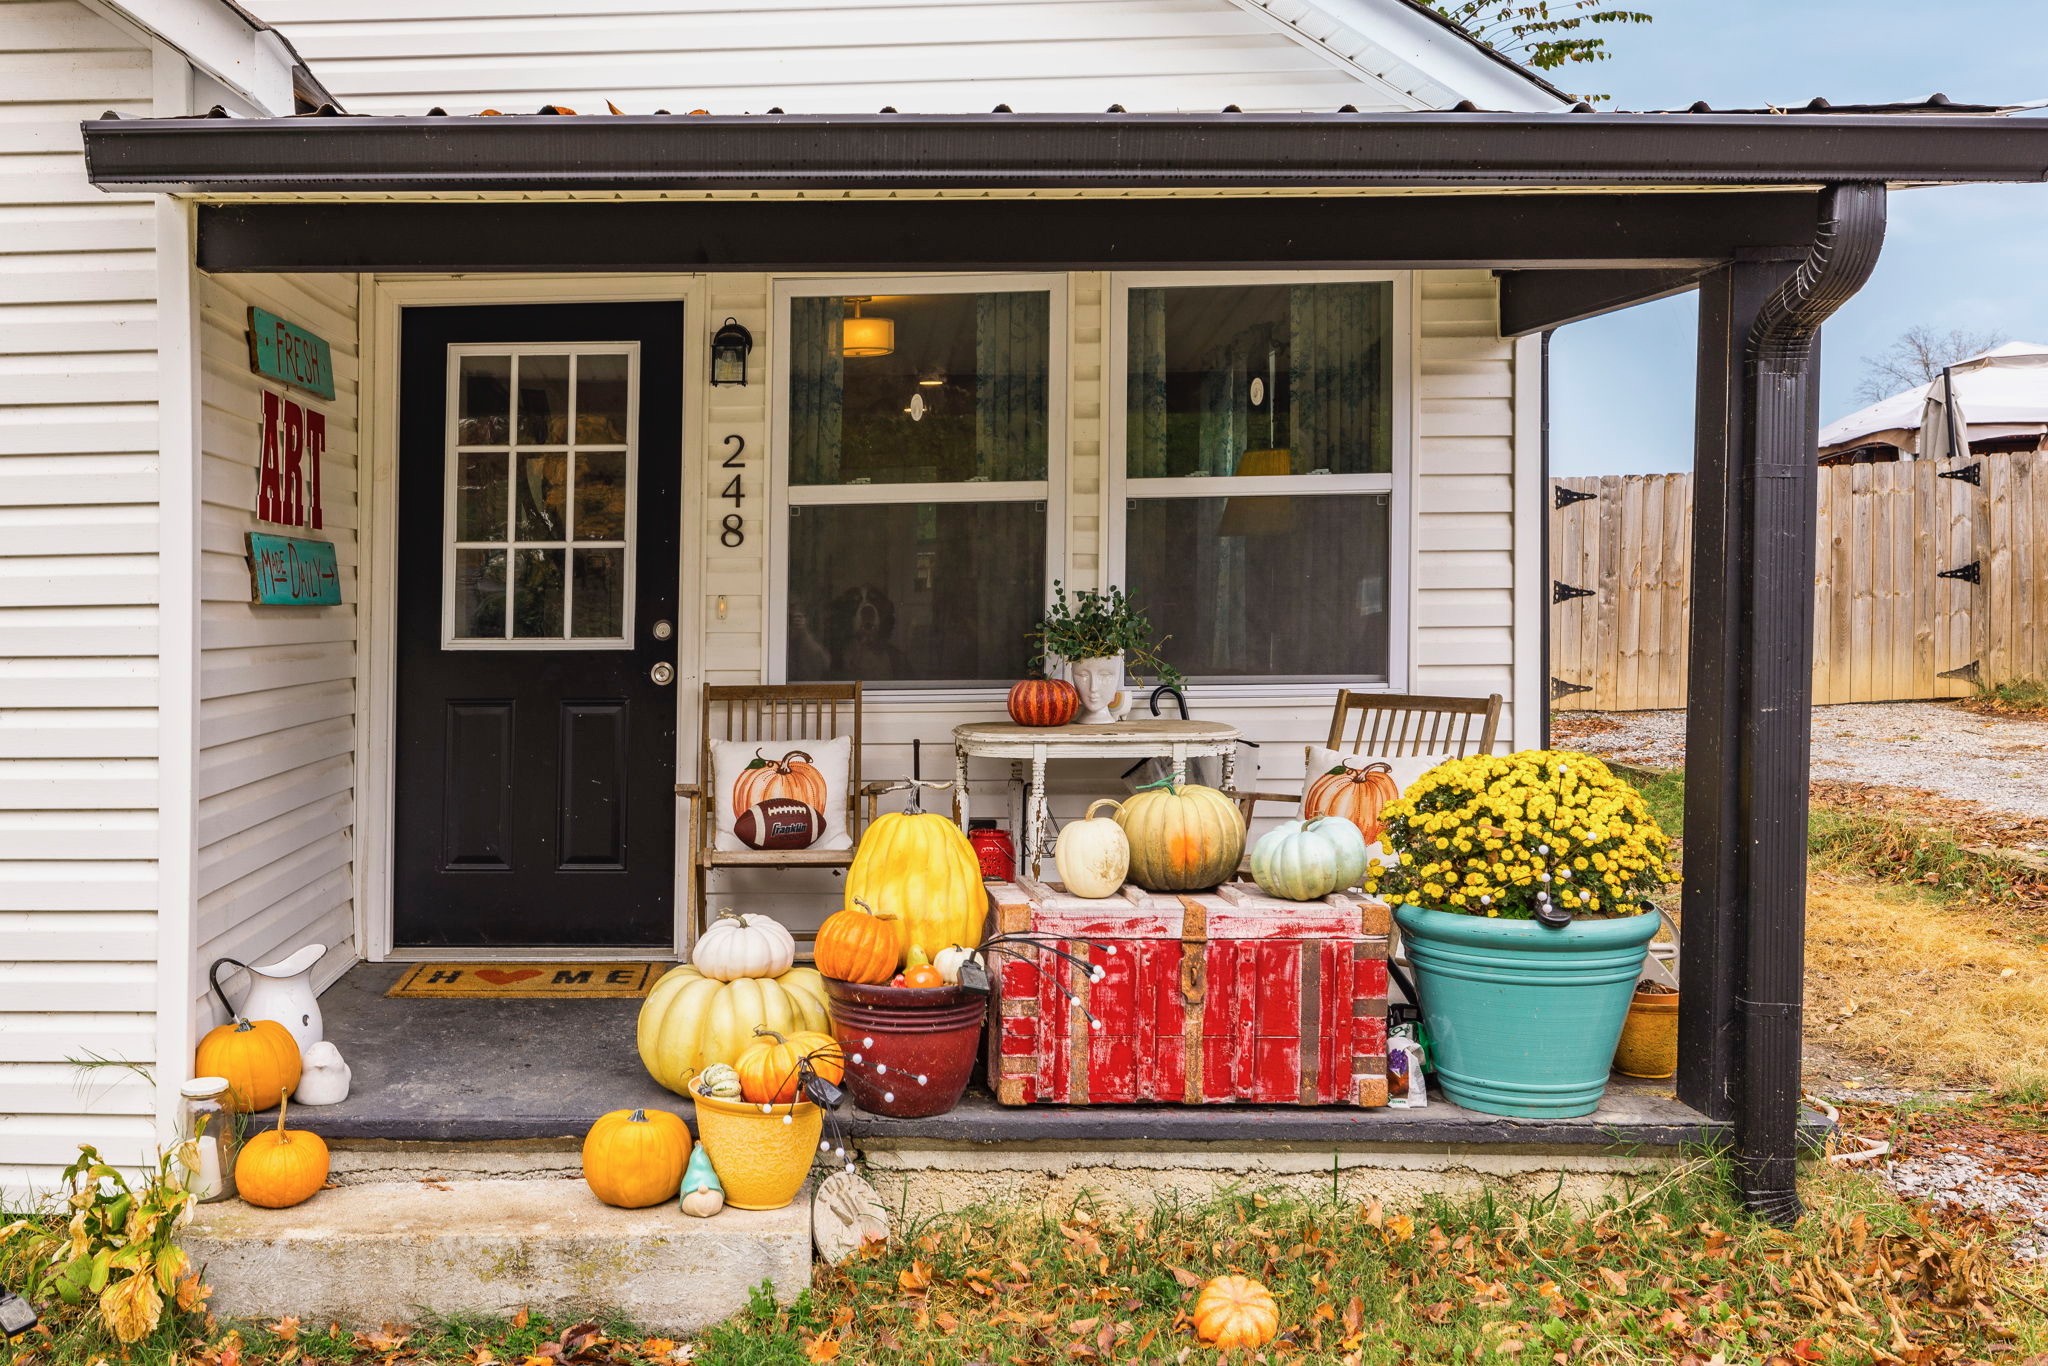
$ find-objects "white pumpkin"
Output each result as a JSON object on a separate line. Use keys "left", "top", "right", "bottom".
{"left": 932, "top": 944, "right": 979, "bottom": 985}
{"left": 1249, "top": 820, "right": 1354, "bottom": 902}
{"left": 1303, "top": 815, "right": 1369, "bottom": 890}
{"left": 692, "top": 909, "right": 797, "bottom": 981}
{"left": 1055, "top": 799, "right": 1131, "bottom": 899}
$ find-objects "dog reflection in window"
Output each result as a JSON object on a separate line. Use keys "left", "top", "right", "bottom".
{"left": 794, "top": 584, "right": 909, "bottom": 680}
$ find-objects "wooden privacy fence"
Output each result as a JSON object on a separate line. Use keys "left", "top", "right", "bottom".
{"left": 1550, "top": 450, "right": 2048, "bottom": 711}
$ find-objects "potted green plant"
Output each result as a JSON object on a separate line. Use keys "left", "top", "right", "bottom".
{"left": 1031, "top": 582, "right": 1179, "bottom": 725}
{"left": 1367, "top": 750, "right": 1672, "bottom": 1118}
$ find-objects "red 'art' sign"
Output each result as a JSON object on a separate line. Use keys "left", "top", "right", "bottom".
{"left": 259, "top": 390, "right": 326, "bottom": 530}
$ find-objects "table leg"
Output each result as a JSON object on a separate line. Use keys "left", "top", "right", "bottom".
{"left": 1028, "top": 752, "right": 1049, "bottom": 878}
{"left": 1221, "top": 745, "right": 1238, "bottom": 794}
{"left": 954, "top": 748, "right": 971, "bottom": 832}
{"left": 1170, "top": 746, "right": 1187, "bottom": 785}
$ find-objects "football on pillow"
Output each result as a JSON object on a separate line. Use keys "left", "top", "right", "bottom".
{"left": 734, "top": 798, "right": 825, "bottom": 850}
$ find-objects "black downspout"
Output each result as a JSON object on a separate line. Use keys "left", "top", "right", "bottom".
{"left": 1735, "top": 182, "right": 1887, "bottom": 1222}
{"left": 1539, "top": 330, "right": 1553, "bottom": 752}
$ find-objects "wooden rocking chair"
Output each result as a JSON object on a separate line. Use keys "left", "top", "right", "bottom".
{"left": 676, "top": 683, "right": 893, "bottom": 949}
{"left": 1235, "top": 690, "right": 1503, "bottom": 823}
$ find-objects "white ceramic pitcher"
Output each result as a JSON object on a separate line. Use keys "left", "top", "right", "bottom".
{"left": 209, "top": 945, "right": 325, "bottom": 1052}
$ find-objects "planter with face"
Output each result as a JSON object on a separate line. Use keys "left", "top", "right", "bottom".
{"left": 1069, "top": 653, "right": 1124, "bottom": 725}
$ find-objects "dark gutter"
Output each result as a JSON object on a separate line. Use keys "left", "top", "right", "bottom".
{"left": 80, "top": 110, "right": 2048, "bottom": 195}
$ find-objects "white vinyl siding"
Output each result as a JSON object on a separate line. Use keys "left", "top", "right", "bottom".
{"left": 194, "top": 269, "right": 362, "bottom": 1033}
{"left": 0, "top": 0, "right": 160, "bottom": 1203}
{"left": 243, "top": 0, "right": 1453, "bottom": 116}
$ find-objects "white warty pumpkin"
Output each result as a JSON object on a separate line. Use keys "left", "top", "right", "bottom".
{"left": 691, "top": 909, "right": 797, "bottom": 981}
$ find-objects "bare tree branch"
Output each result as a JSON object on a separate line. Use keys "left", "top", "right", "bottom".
{"left": 1854, "top": 325, "right": 2008, "bottom": 404}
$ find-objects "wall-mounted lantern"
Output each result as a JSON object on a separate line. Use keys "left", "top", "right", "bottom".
{"left": 710, "top": 316, "right": 753, "bottom": 386}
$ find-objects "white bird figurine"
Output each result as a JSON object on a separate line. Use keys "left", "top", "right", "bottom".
{"left": 294, "top": 1040, "right": 352, "bottom": 1105}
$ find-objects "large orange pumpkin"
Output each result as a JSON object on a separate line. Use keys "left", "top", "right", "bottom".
{"left": 581, "top": 1107, "right": 691, "bottom": 1208}
{"left": 1304, "top": 761, "right": 1401, "bottom": 844}
{"left": 1113, "top": 782, "right": 1245, "bottom": 892}
{"left": 1007, "top": 676, "right": 1079, "bottom": 727}
{"left": 194, "top": 1017, "right": 302, "bottom": 1113}
{"left": 1193, "top": 1275, "right": 1279, "bottom": 1349}
{"left": 735, "top": 1028, "right": 843, "bottom": 1105}
{"left": 814, "top": 899, "right": 901, "bottom": 985}
{"left": 732, "top": 748, "right": 829, "bottom": 813}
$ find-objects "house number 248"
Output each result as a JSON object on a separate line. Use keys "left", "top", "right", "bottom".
{"left": 720, "top": 434, "right": 744, "bottom": 547}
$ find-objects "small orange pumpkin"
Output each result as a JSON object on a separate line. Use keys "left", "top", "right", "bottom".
{"left": 735, "top": 1027, "right": 843, "bottom": 1105}
{"left": 814, "top": 898, "right": 901, "bottom": 985}
{"left": 1007, "top": 676, "right": 1080, "bottom": 727}
{"left": 732, "top": 748, "right": 829, "bottom": 813}
{"left": 1192, "top": 1274, "right": 1279, "bottom": 1350}
{"left": 234, "top": 1095, "right": 329, "bottom": 1209}
{"left": 1304, "top": 761, "right": 1402, "bottom": 844}
{"left": 581, "top": 1107, "right": 691, "bottom": 1209}
{"left": 195, "top": 1017, "right": 302, "bottom": 1113}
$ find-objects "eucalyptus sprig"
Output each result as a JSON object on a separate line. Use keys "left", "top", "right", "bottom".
{"left": 1030, "top": 582, "right": 1181, "bottom": 688}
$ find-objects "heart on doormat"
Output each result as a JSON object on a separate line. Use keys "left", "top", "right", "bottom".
{"left": 475, "top": 968, "right": 543, "bottom": 986}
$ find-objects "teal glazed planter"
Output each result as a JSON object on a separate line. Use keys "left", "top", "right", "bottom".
{"left": 1394, "top": 903, "right": 1659, "bottom": 1118}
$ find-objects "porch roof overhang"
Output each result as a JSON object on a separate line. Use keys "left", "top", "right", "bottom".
{"left": 81, "top": 108, "right": 2048, "bottom": 196}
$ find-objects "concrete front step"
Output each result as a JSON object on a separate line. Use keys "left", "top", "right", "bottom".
{"left": 185, "top": 1176, "right": 811, "bottom": 1334}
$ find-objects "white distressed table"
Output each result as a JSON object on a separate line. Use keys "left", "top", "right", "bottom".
{"left": 951, "top": 719, "right": 1242, "bottom": 874}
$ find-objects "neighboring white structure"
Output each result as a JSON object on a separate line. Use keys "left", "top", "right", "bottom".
{"left": 1820, "top": 340, "right": 2048, "bottom": 464}
{"left": 3, "top": 0, "right": 1563, "bottom": 1203}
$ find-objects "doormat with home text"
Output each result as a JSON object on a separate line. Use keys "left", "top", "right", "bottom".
{"left": 386, "top": 962, "right": 672, "bottom": 1000}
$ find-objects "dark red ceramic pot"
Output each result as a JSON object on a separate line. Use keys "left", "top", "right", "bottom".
{"left": 823, "top": 977, "right": 986, "bottom": 1118}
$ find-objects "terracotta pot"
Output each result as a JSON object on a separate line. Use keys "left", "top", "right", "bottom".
{"left": 824, "top": 977, "right": 985, "bottom": 1119}
{"left": 690, "top": 1090, "right": 821, "bottom": 1210}
{"left": 1613, "top": 987, "right": 1679, "bottom": 1079}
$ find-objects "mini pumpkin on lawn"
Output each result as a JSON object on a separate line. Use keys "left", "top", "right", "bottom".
{"left": 1193, "top": 1275, "right": 1280, "bottom": 1350}
{"left": 637, "top": 911, "right": 833, "bottom": 1095}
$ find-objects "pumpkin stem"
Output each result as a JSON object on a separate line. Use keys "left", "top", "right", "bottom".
{"left": 628, "top": 1108, "right": 649, "bottom": 1123}
{"left": 717, "top": 907, "right": 741, "bottom": 923}
{"left": 276, "top": 1091, "right": 290, "bottom": 1141}
{"left": 234, "top": 1017, "right": 255, "bottom": 1033}
{"left": 752, "top": 1026, "right": 788, "bottom": 1043}
{"left": 851, "top": 897, "right": 898, "bottom": 921}
{"left": 1133, "top": 777, "right": 1179, "bottom": 794}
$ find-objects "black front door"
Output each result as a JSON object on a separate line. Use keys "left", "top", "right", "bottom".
{"left": 394, "top": 304, "right": 683, "bottom": 947}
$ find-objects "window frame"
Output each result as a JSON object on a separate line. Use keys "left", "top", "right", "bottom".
{"left": 438, "top": 340, "right": 642, "bottom": 651}
{"left": 1103, "top": 269, "right": 1413, "bottom": 694}
{"left": 765, "top": 273, "right": 1070, "bottom": 696}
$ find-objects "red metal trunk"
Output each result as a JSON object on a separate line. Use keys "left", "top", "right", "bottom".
{"left": 986, "top": 880, "right": 1390, "bottom": 1107}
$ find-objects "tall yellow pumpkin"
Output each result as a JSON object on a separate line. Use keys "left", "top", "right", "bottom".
{"left": 636, "top": 965, "right": 831, "bottom": 1096}
{"left": 1114, "top": 782, "right": 1245, "bottom": 891}
{"left": 843, "top": 810, "right": 986, "bottom": 965}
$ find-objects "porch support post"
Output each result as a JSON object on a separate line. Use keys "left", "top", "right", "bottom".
{"left": 1679, "top": 183, "right": 1886, "bottom": 1222}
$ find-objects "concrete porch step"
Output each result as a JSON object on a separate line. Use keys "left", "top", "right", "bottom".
{"left": 184, "top": 1177, "right": 811, "bottom": 1334}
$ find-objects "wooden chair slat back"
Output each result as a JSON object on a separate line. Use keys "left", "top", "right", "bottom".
{"left": 699, "top": 683, "right": 864, "bottom": 828}
{"left": 1329, "top": 691, "right": 1501, "bottom": 758}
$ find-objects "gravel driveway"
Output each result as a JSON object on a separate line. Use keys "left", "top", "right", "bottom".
{"left": 1553, "top": 701, "right": 2048, "bottom": 820}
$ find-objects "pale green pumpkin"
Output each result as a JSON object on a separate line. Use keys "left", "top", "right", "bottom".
{"left": 1249, "top": 818, "right": 1359, "bottom": 902}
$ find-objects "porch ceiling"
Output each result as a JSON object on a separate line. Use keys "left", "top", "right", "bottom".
{"left": 81, "top": 109, "right": 2048, "bottom": 197}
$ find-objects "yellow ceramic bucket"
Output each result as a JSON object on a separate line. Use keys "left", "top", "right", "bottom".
{"left": 691, "top": 1091, "right": 822, "bottom": 1210}
{"left": 1613, "top": 988, "right": 1679, "bottom": 1079}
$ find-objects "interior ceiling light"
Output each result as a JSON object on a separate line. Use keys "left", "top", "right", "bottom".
{"left": 841, "top": 296, "right": 895, "bottom": 358}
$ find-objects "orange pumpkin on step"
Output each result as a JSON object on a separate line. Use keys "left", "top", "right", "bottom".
{"left": 194, "top": 1016, "right": 302, "bottom": 1113}
{"left": 581, "top": 1107, "right": 691, "bottom": 1208}
{"left": 735, "top": 1027, "right": 843, "bottom": 1105}
{"left": 814, "top": 898, "right": 901, "bottom": 985}
{"left": 732, "top": 748, "right": 829, "bottom": 813}
{"left": 235, "top": 1095, "right": 329, "bottom": 1209}
{"left": 1303, "top": 761, "right": 1402, "bottom": 844}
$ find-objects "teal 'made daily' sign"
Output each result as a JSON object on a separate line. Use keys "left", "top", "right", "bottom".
{"left": 248, "top": 531, "right": 342, "bottom": 606}
{"left": 247, "top": 306, "right": 335, "bottom": 401}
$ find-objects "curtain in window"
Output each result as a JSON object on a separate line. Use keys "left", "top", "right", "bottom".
{"left": 789, "top": 295, "right": 844, "bottom": 484}
{"left": 974, "top": 292, "right": 1051, "bottom": 481}
{"left": 1125, "top": 289, "right": 1169, "bottom": 478}
{"left": 1290, "top": 281, "right": 1388, "bottom": 474}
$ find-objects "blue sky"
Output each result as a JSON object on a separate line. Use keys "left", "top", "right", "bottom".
{"left": 1548, "top": 0, "right": 2048, "bottom": 475}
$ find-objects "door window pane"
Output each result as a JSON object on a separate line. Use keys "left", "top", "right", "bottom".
{"left": 577, "top": 353, "right": 630, "bottom": 443}
{"left": 516, "top": 451, "right": 568, "bottom": 541}
{"left": 786, "top": 502, "right": 1044, "bottom": 685}
{"left": 1127, "top": 281, "right": 1393, "bottom": 477}
{"left": 458, "top": 356, "right": 510, "bottom": 445}
{"left": 455, "top": 451, "right": 508, "bottom": 541}
{"left": 572, "top": 547, "right": 626, "bottom": 638}
{"left": 452, "top": 548, "right": 507, "bottom": 639}
{"left": 575, "top": 451, "right": 627, "bottom": 539}
{"left": 516, "top": 354, "right": 570, "bottom": 444}
{"left": 1125, "top": 494, "right": 1390, "bottom": 680}
{"left": 789, "top": 291, "right": 1050, "bottom": 486}
{"left": 513, "top": 548, "right": 565, "bottom": 638}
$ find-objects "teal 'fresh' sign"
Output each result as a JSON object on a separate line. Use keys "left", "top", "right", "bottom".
{"left": 247, "top": 306, "right": 335, "bottom": 401}
{"left": 248, "top": 532, "right": 342, "bottom": 606}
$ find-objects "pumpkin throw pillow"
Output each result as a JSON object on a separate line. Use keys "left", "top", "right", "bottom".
{"left": 1300, "top": 748, "right": 1455, "bottom": 870}
{"left": 709, "top": 735, "right": 853, "bottom": 852}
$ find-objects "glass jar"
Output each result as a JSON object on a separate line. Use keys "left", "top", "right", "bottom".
{"left": 177, "top": 1076, "right": 239, "bottom": 1202}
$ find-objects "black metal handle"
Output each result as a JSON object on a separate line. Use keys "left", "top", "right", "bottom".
{"left": 208, "top": 957, "right": 248, "bottom": 1022}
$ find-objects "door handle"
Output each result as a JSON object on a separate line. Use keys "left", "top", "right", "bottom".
{"left": 650, "top": 662, "right": 675, "bottom": 686}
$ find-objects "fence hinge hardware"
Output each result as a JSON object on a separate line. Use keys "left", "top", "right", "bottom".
{"left": 1549, "top": 676, "right": 1592, "bottom": 701}
{"left": 1554, "top": 486, "right": 1598, "bottom": 509}
{"left": 1937, "top": 462, "right": 1983, "bottom": 485}
{"left": 1938, "top": 561, "right": 1982, "bottom": 585}
{"left": 1552, "top": 580, "right": 1596, "bottom": 605}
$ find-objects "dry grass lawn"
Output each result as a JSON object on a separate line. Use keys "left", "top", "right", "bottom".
{"left": 1806, "top": 870, "right": 2048, "bottom": 1093}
